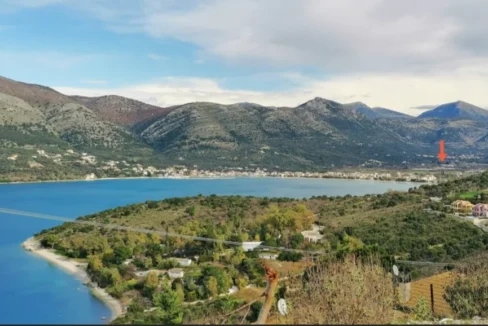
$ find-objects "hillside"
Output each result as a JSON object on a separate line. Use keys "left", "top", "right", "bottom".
{"left": 418, "top": 101, "right": 488, "bottom": 121}
{"left": 0, "top": 76, "right": 146, "bottom": 149}
{"left": 31, "top": 171, "right": 488, "bottom": 323}
{"left": 2, "top": 75, "right": 488, "bottom": 180}
{"left": 71, "top": 95, "right": 172, "bottom": 126}
{"left": 343, "top": 102, "right": 412, "bottom": 120}
{"left": 372, "top": 107, "right": 412, "bottom": 120}
{"left": 138, "top": 98, "right": 426, "bottom": 169}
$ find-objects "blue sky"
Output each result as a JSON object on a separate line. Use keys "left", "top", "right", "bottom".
{"left": 1, "top": 0, "right": 488, "bottom": 112}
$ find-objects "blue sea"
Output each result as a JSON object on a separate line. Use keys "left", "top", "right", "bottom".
{"left": 0, "top": 177, "right": 417, "bottom": 324}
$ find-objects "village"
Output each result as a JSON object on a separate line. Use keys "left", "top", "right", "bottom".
{"left": 4, "top": 147, "right": 475, "bottom": 184}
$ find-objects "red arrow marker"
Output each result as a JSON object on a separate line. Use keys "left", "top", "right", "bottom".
{"left": 438, "top": 140, "right": 447, "bottom": 162}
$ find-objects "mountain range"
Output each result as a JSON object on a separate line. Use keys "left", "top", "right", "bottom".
{"left": 1, "top": 75, "right": 488, "bottom": 173}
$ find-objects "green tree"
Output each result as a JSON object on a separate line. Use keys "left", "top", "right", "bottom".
{"left": 205, "top": 276, "right": 219, "bottom": 298}
{"left": 143, "top": 272, "right": 159, "bottom": 297}
{"left": 152, "top": 283, "right": 183, "bottom": 324}
{"left": 289, "top": 233, "right": 305, "bottom": 249}
{"left": 113, "top": 246, "right": 132, "bottom": 265}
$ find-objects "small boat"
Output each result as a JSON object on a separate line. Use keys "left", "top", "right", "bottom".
{"left": 101, "top": 316, "right": 106, "bottom": 320}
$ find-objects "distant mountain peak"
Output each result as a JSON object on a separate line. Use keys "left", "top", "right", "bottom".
{"left": 418, "top": 100, "right": 488, "bottom": 121}
{"left": 346, "top": 101, "right": 370, "bottom": 108}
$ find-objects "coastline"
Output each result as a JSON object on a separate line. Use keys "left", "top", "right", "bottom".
{"left": 0, "top": 174, "right": 429, "bottom": 186}
{"left": 21, "top": 237, "right": 124, "bottom": 323}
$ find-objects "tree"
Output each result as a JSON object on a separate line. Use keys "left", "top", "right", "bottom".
{"left": 277, "top": 251, "right": 303, "bottom": 262}
{"left": 143, "top": 256, "right": 153, "bottom": 269}
{"left": 205, "top": 276, "right": 219, "bottom": 298}
{"left": 152, "top": 283, "right": 183, "bottom": 324}
{"left": 87, "top": 255, "right": 103, "bottom": 273}
{"left": 112, "top": 246, "right": 132, "bottom": 265}
{"left": 201, "top": 266, "right": 232, "bottom": 294}
{"left": 237, "top": 274, "right": 248, "bottom": 289}
{"left": 143, "top": 272, "right": 159, "bottom": 297}
{"left": 174, "top": 283, "right": 185, "bottom": 302}
{"left": 127, "top": 296, "right": 144, "bottom": 314}
{"left": 107, "top": 268, "right": 122, "bottom": 286}
{"left": 43, "top": 234, "right": 60, "bottom": 249}
{"left": 289, "top": 233, "right": 305, "bottom": 249}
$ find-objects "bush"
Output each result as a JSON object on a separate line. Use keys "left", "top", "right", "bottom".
{"left": 277, "top": 251, "right": 303, "bottom": 262}
{"left": 283, "top": 255, "right": 394, "bottom": 324}
{"left": 444, "top": 262, "right": 488, "bottom": 319}
{"left": 412, "top": 296, "right": 433, "bottom": 321}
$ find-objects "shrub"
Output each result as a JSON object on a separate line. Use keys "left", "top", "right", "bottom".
{"left": 412, "top": 296, "right": 433, "bottom": 321}
{"left": 444, "top": 262, "right": 488, "bottom": 319}
{"left": 283, "top": 255, "right": 394, "bottom": 324}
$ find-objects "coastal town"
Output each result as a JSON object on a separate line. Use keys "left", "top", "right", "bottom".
{"left": 90, "top": 166, "right": 440, "bottom": 183}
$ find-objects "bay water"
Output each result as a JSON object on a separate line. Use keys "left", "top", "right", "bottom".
{"left": 0, "top": 177, "right": 417, "bottom": 324}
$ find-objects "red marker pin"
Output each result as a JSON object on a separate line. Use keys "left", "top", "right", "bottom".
{"left": 438, "top": 140, "right": 447, "bottom": 162}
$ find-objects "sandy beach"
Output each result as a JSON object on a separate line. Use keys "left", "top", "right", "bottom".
{"left": 21, "top": 237, "right": 124, "bottom": 322}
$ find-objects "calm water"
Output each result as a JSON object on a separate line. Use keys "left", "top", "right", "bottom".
{"left": 0, "top": 177, "right": 417, "bottom": 324}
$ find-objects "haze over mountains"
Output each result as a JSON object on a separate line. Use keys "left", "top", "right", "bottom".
{"left": 1, "top": 75, "right": 488, "bottom": 171}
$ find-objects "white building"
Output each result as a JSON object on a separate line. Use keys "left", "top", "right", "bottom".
{"left": 7, "top": 154, "right": 18, "bottom": 161}
{"left": 168, "top": 268, "right": 184, "bottom": 279}
{"left": 85, "top": 173, "right": 97, "bottom": 180}
{"left": 174, "top": 258, "right": 192, "bottom": 267}
{"left": 259, "top": 253, "right": 279, "bottom": 260}
{"left": 241, "top": 242, "right": 262, "bottom": 252}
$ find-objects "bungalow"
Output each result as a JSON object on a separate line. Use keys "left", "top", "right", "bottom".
{"left": 259, "top": 253, "right": 279, "bottom": 260}
{"left": 451, "top": 200, "right": 474, "bottom": 215}
{"left": 241, "top": 241, "right": 262, "bottom": 252}
{"left": 174, "top": 258, "right": 192, "bottom": 267}
{"left": 168, "top": 268, "right": 184, "bottom": 279}
{"left": 301, "top": 229, "right": 324, "bottom": 243}
{"left": 472, "top": 203, "right": 488, "bottom": 218}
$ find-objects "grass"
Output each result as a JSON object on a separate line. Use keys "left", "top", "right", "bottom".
{"left": 458, "top": 190, "right": 488, "bottom": 200}
{"left": 279, "top": 256, "right": 395, "bottom": 324}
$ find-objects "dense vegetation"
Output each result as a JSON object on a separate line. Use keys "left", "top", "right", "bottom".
{"left": 30, "top": 171, "right": 488, "bottom": 323}
{"left": 444, "top": 260, "right": 488, "bottom": 319}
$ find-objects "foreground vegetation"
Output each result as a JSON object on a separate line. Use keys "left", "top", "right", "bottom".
{"left": 33, "top": 171, "right": 488, "bottom": 324}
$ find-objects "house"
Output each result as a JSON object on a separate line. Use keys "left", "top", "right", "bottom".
{"left": 7, "top": 154, "right": 18, "bottom": 161}
{"left": 168, "top": 268, "right": 184, "bottom": 279}
{"left": 228, "top": 286, "right": 238, "bottom": 295}
{"left": 472, "top": 203, "right": 488, "bottom": 218}
{"left": 429, "top": 197, "right": 442, "bottom": 202}
{"left": 259, "top": 253, "right": 279, "bottom": 260}
{"left": 85, "top": 173, "right": 97, "bottom": 181}
{"left": 122, "top": 258, "right": 134, "bottom": 266}
{"left": 174, "top": 258, "right": 192, "bottom": 267}
{"left": 451, "top": 200, "right": 474, "bottom": 215}
{"left": 301, "top": 225, "right": 324, "bottom": 243}
{"left": 241, "top": 241, "right": 262, "bottom": 252}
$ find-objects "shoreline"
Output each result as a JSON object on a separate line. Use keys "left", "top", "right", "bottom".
{"left": 0, "top": 174, "right": 429, "bottom": 186}
{"left": 21, "top": 237, "right": 124, "bottom": 323}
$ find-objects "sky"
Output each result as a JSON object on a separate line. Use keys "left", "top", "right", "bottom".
{"left": 1, "top": 0, "right": 488, "bottom": 115}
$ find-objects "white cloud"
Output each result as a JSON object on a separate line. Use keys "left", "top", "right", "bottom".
{"left": 54, "top": 71, "right": 488, "bottom": 115}
{"left": 13, "top": 0, "right": 488, "bottom": 74}
{"left": 7, "top": 0, "right": 488, "bottom": 112}
{"left": 46, "top": 0, "right": 487, "bottom": 75}
{"left": 148, "top": 53, "right": 168, "bottom": 61}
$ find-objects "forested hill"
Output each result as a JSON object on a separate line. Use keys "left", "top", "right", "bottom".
{"left": 2, "top": 75, "right": 488, "bottom": 179}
